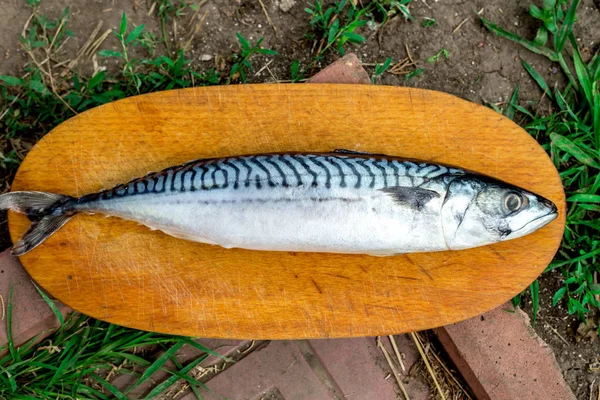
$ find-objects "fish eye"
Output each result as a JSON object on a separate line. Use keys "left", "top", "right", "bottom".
{"left": 504, "top": 192, "right": 526, "bottom": 213}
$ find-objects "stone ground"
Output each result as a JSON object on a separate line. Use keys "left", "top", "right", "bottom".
{"left": 1, "top": 0, "right": 600, "bottom": 398}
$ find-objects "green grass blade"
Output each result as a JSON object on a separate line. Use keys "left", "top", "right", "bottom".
{"left": 6, "top": 287, "right": 18, "bottom": 362}
{"left": 32, "top": 282, "right": 64, "bottom": 325}
{"left": 552, "top": 287, "right": 567, "bottom": 306}
{"left": 77, "top": 383, "right": 112, "bottom": 400}
{"left": 180, "top": 338, "right": 232, "bottom": 362}
{"left": 568, "top": 194, "right": 600, "bottom": 203}
{"left": 512, "top": 293, "right": 521, "bottom": 308}
{"left": 45, "top": 335, "right": 79, "bottom": 389}
{"left": 404, "top": 68, "right": 424, "bottom": 82}
{"left": 126, "top": 340, "right": 185, "bottom": 393}
{"left": 119, "top": 12, "right": 127, "bottom": 36}
{"left": 555, "top": 89, "right": 579, "bottom": 121}
{"left": 167, "top": 369, "right": 209, "bottom": 389}
{"left": 550, "top": 132, "right": 600, "bottom": 168}
{"left": 89, "top": 372, "right": 128, "bottom": 400}
{"left": 512, "top": 103, "right": 535, "bottom": 118}
{"left": 546, "top": 247, "right": 600, "bottom": 271}
{"left": 530, "top": 280, "right": 539, "bottom": 323}
{"left": 570, "top": 37, "right": 594, "bottom": 111}
{"left": 107, "top": 351, "right": 151, "bottom": 367}
{"left": 0, "top": 364, "right": 17, "bottom": 393}
{"left": 591, "top": 53, "right": 600, "bottom": 82}
{"left": 480, "top": 16, "right": 558, "bottom": 61}
{"left": 522, "top": 59, "right": 554, "bottom": 99}
{"left": 143, "top": 353, "right": 208, "bottom": 399}
{"left": 505, "top": 85, "right": 519, "bottom": 120}
{"left": 555, "top": 0, "right": 580, "bottom": 52}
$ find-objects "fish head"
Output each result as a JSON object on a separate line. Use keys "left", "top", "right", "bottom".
{"left": 441, "top": 175, "right": 558, "bottom": 250}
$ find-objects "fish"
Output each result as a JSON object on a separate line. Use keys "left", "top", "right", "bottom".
{"left": 0, "top": 150, "right": 558, "bottom": 256}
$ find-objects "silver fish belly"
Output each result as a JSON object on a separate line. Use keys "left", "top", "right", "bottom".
{"left": 0, "top": 152, "right": 559, "bottom": 256}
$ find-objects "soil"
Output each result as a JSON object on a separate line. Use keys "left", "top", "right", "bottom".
{"left": 1, "top": 0, "right": 599, "bottom": 398}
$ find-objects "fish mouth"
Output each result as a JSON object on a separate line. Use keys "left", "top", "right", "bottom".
{"left": 508, "top": 208, "right": 558, "bottom": 238}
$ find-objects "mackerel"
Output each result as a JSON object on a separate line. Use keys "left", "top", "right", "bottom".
{"left": 0, "top": 151, "right": 558, "bottom": 256}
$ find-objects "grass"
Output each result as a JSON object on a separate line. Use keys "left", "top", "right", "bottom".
{"left": 0, "top": 7, "right": 276, "bottom": 187}
{"left": 1, "top": 0, "right": 417, "bottom": 394}
{"left": 481, "top": 0, "right": 600, "bottom": 323}
{"left": 294, "top": 0, "right": 416, "bottom": 81}
{"left": 1, "top": 0, "right": 597, "bottom": 396}
{"left": 0, "top": 3, "right": 275, "bottom": 398}
{"left": 0, "top": 299, "right": 222, "bottom": 399}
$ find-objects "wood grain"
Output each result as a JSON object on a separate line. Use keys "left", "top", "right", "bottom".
{"left": 9, "top": 84, "right": 565, "bottom": 339}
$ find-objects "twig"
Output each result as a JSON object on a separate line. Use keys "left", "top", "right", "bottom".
{"left": 410, "top": 332, "right": 446, "bottom": 400}
{"left": 452, "top": 17, "right": 469, "bottom": 34}
{"left": 187, "top": 0, "right": 206, "bottom": 28}
{"left": 148, "top": 1, "right": 156, "bottom": 16}
{"left": 0, "top": 95, "right": 20, "bottom": 122}
{"left": 544, "top": 323, "right": 570, "bottom": 346}
{"left": 172, "top": 381, "right": 191, "bottom": 398}
{"left": 315, "top": 14, "right": 338, "bottom": 56}
{"left": 31, "top": 51, "right": 77, "bottom": 115}
{"left": 53, "top": 36, "right": 71, "bottom": 56}
{"left": 9, "top": 138, "right": 27, "bottom": 161}
{"left": 105, "top": 359, "right": 128, "bottom": 382}
{"left": 241, "top": 340, "right": 256, "bottom": 354}
{"left": 0, "top": 294, "right": 5, "bottom": 321}
{"left": 21, "top": 12, "right": 36, "bottom": 39}
{"left": 427, "top": 342, "right": 472, "bottom": 398}
{"left": 257, "top": 0, "right": 278, "bottom": 36}
{"left": 47, "top": 17, "right": 66, "bottom": 51}
{"left": 265, "top": 63, "right": 278, "bottom": 82}
{"left": 377, "top": 337, "right": 411, "bottom": 400}
{"left": 63, "top": 21, "right": 103, "bottom": 74}
{"left": 254, "top": 59, "right": 274, "bottom": 77}
{"left": 404, "top": 43, "right": 415, "bottom": 66}
{"left": 173, "top": 18, "right": 178, "bottom": 44}
{"left": 591, "top": 378, "right": 596, "bottom": 400}
{"left": 390, "top": 58, "right": 415, "bottom": 75}
{"left": 389, "top": 335, "right": 406, "bottom": 372}
{"left": 181, "top": 11, "right": 207, "bottom": 53}
{"left": 85, "top": 29, "right": 112, "bottom": 58}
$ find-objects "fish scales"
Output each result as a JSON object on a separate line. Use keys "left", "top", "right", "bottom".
{"left": 0, "top": 152, "right": 558, "bottom": 256}
{"left": 93, "top": 154, "right": 455, "bottom": 198}
{"left": 67, "top": 154, "right": 457, "bottom": 255}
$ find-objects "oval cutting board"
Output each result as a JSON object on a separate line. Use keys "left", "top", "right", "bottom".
{"left": 9, "top": 84, "right": 565, "bottom": 339}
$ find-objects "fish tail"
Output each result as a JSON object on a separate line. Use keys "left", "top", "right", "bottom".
{"left": 0, "top": 191, "right": 77, "bottom": 255}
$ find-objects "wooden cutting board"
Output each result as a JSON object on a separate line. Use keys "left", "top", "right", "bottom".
{"left": 9, "top": 84, "right": 565, "bottom": 339}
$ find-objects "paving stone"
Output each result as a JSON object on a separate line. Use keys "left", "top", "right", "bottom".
{"left": 111, "top": 339, "right": 265, "bottom": 398}
{"left": 0, "top": 250, "right": 71, "bottom": 351}
{"left": 434, "top": 303, "right": 576, "bottom": 400}
{"left": 309, "top": 336, "right": 429, "bottom": 400}
{"left": 187, "top": 337, "right": 430, "bottom": 400}
{"left": 306, "top": 53, "right": 371, "bottom": 85}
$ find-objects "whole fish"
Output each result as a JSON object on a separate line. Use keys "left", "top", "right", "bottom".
{"left": 0, "top": 151, "right": 557, "bottom": 256}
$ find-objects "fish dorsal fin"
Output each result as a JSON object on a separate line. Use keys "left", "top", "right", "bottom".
{"left": 333, "top": 149, "right": 374, "bottom": 155}
{"left": 380, "top": 186, "right": 440, "bottom": 210}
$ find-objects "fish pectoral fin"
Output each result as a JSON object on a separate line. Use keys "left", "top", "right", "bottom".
{"left": 380, "top": 186, "right": 440, "bottom": 210}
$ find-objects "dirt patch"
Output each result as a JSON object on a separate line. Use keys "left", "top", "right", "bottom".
{"left": 521, "top": 271, "right": 600, "bottom": 399}
{"left": 1, "top": 0, "right": 599, "bottom": 398}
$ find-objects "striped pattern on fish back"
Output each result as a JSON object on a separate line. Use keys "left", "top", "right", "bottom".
{"left": 79, "top": 154, "right": 465, "bottom": 202}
